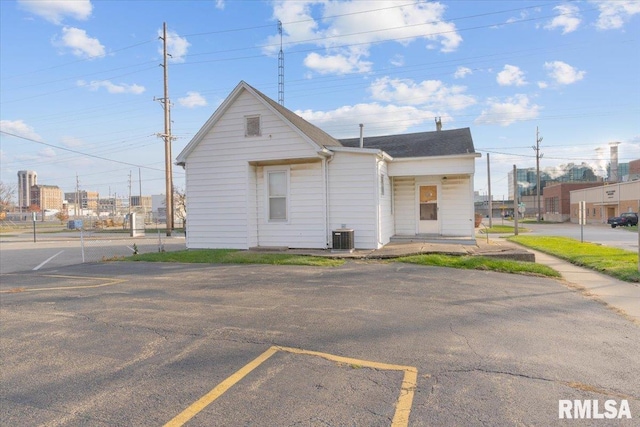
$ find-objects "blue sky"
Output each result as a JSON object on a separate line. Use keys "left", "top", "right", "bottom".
{"left": 1, "top": 0, "right": 639, "bottom": 202}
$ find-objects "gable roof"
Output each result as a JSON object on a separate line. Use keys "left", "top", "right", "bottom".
{"left": 248, "top": 84, "right": 342, "bottom": 148}
{"left": 176, "top": 81, "right": 341, "bottom": 165}
{"left": 177, "top": 81, "right": 478, "bottom": 165}
{"left": 339, "top": 128, "right": 476, "bottom": 158}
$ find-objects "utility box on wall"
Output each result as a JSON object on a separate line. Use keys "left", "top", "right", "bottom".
{"left": 332, "top": 229, "right": 354, "bottom": 252}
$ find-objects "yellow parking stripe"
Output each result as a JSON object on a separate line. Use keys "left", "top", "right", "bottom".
{"left": 164, "top": 345, "right": 418, "bottom": 427}
{"left": 164, "top": 346, "right": 279, "bottom": 427}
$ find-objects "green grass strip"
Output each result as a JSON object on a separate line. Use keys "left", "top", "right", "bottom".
{"left": 508, "top": 235, "right": 640, "bottom": 283}
{"left": 478, "top": 225, "right": 530, "bottom": 234}
{"left": 127, "top": 249, "right": 344, "bottom": 267}
{"left": 392, "top": 254, "right": 560, "bottom": 278}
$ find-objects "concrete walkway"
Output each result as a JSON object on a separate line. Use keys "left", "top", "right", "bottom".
{"left": 496, "top": 238, "right": 640, "bottom": 323}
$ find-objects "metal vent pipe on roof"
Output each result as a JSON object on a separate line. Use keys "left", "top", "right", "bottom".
{"left": 359, "top": 123, "right": 364, "bottom": 148}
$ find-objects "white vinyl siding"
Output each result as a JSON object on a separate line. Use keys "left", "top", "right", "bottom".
{"left": 439, "top": 176, "right": 474, "bottom": 236}
{"left": 393, "top": 177, "right": 416, "bottom": 235}
{"left": 256, "top": 163, "right": 325, "bottom": 248}
{"left": 328, "top": 152, "right": 378, "bottom": 249}
{"left": 184, "top": 89, "right": 322, "bottom": 249}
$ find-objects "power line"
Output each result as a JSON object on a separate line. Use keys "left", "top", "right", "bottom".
{"left": 0, "top": 130, "right": 166, "bottom": 172}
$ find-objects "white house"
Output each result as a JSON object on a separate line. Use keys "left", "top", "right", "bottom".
{"left": 176, "top": 81, "right": 481, "bottom": 250}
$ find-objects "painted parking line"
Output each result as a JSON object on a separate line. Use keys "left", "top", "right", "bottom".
{"left": 33, "top": 250, "right": 65, "bottom": 271}
{"left": 0, "top": 274, "right": 126, "bottom": 293}
{"left": 164, "top": 345, "right": 418, "bottom": 427}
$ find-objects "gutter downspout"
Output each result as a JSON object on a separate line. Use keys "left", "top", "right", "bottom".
{"left": 359, "top": 123, "right": 364, "bottom": 148}
{"left": 321, "top": 149, "right": 334, "bottom": 248}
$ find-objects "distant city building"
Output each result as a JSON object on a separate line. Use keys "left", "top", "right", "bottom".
{"left": 542, "top": 182, "right": 603, "bottom": 222}
{"left": 626, "top": 159, "right": 640, "bottom": 181}
{"left": 64, "top": 190, "right": 99, "bottom": 214}
{"left": 508, "top": 163, "right": 600, "bottom": 200}
{"left": 130, "top": 195, "right": 152, "bottom": 210}
{"left": 30, "top": 185, "right": 63, "bottom": 213}
{"left": 608, "top": 162, "right": 629, "bottom": 182}
{"left": 17, "top": 170, "right": 37, "bottom": 210}
{"left": 97, "top": 197, "right": 125, "bottom": 216}
{"left": 570, "top": 180, "right": 640, "bottom": 224}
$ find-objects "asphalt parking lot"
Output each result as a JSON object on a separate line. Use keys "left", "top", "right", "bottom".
{"left": 1, "top": 261, "right": 639, "bottom": 426}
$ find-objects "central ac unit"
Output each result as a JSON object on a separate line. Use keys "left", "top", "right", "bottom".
{"left": 332, "top": 229, "right": 354, "bottom": 251}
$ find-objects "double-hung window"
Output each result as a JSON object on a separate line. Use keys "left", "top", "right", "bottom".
{"left": 267, "top": 169, "right": 288, "bottom": 221}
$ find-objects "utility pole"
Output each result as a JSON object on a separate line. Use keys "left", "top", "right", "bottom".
{"left": 487, "top": 153, "right": 492, "bottom": 228}
{"left": 533, "top": 126, "right": 543, "bottom": 222}
{"left": 128, "top": 170, "right": 132, "bottom": 216}
{"left": 513, "top": 164, "right": 518, "bottom": 236}
{"left": 75, "top": 173, "right": 80, "bottom": 219}
{"left": 158, "top": 22, "right": 174, "bottom": 236}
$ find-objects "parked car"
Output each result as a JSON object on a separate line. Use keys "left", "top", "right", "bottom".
{"left": 607, "top": 212, "right": 638, "bottom": 228}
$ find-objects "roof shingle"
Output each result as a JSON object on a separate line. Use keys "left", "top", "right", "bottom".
{"left": 339, "top": 128, "right": 475, "bottom": 158}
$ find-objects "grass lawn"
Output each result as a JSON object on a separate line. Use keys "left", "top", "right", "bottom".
{"left": 128, "top": 249, "right": 345, "bottom": 267}
{"left": 127, "top": 249, "right": 560, "bottom": 277}
{"left": 508, "top": 235, "right": 640, "bottom": 283}
{"left": 477, "top": 224, "right": 530, "bottom": 234}
{"left": 392, "top": 254, "right": 560, "bottom": 278}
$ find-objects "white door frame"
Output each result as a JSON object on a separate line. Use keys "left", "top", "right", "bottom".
{"left": 415, "top": 181, "right": 440, "bottom": 234}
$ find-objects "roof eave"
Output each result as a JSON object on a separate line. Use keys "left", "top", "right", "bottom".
{"left": 390, "top": 152, "right": 481, "bottom": 162}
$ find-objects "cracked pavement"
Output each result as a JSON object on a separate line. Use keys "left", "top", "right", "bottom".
{"left": 1, "top": 261, "right": 639, "bottom": 426}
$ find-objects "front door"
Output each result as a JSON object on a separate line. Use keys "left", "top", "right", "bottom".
{"left": 418, "top": 185, "right": 439, "bottom": 234}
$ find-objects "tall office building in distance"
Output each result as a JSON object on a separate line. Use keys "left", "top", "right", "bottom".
{"left": 17, "top": 170, "right": 37, "bottom": 210}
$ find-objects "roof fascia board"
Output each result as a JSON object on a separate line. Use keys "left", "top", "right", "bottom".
{"left": 390, "top": 152, "right": 481, "bottom": 162}
{"left": 329, "top": 146, "right": 393, "bottom": 161}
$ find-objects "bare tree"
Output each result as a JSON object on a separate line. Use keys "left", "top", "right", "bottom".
{"left": 174, "top": 187, "right": 186, "bottom": 227}
{"left": 0, "top": 181, "right": 16, "bottom": 212}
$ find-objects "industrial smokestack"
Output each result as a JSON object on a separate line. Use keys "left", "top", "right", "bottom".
{"left": 609, "top": 142, "right": 620, "bottom": 182}
{"left": 435, "top": 117, "right": 442, "bottom": 131}
{"left": 359, "top": 123, "right": 364, "bottom": 148}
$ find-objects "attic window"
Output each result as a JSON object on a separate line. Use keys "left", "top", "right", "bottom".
{"left": 245, "top": 115, "right": 261, "bottom": 137}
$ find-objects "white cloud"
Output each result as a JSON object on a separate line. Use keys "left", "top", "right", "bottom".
{"left": 18, "top": 0, "right": 92, "bottom": 24}
{"left": 590, "top": 0, "right": 640, "bottom": 30}
{"left": 454, "top": 66, "right": 472, "bottom": 79}
{"left": 390, "top": 54, "right": 404, "bottom": 67}
{"left": 303, "top": 52, "right": 372, "bottom": 75}
{"left": 60, "top": 136, "right": 84, "bottom": 148}
{"left": 77, "top": 80, "right": 145, "bottom": 94}
{"left": 496, "top": 65, "right": 527, "bottom": 86}
{"left": 369, "top": 77, "right": 476, "bottom": 110}
{"left": 544, "top": 4, "right": 581, "bottom": 34}
{"left": 158, "top": 29, "right": 190, "bottom": 63}
{"left": 215, "top": 0, "right": 225, "bottom": 10}
{"left": 297, "top": 103, "right": 441, "bottom": 138}
{"left": 544, "top": 61, "right": 585, "bottom": 85}
{"left": 475, "top": 94, "right": 541, "bottom": 126}
{"left": 0, "top": 119, "right": 42, "bottom": 141}
{"left": 537, "top": 81, "right": 549, "bottom": 89}
{"left": 178, "top": 91, "right": 207, "bottom": 108}
{"left": 56, "top": 26, "right": 105, "bottom": 58}
{"left": 266, "top": 1, "right": 462, "bottom": 76}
